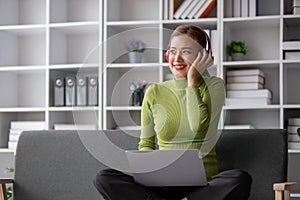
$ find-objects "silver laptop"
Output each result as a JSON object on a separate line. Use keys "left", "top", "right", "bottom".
{"left": 125, "top": 149, "right": 207, "bottom": 186}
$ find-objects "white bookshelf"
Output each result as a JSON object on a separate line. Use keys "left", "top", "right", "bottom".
{"left": 1, "top": 0, "right": 300, "bottom": 196}
{"left": 103, "top": 0, "right": 219, "bottom": 129}
{"left": 0, "top": 0, "right": 103, "bottom": 151}
{"left": 102, "top": 0, "right": 300, "bottom": 197}
{"left": 221, "top": 0, "right": 300, "bottom": 197}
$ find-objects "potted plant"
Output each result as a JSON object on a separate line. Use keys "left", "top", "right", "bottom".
{"left": 226, "top": 40, "right": 247, "bottom": 61}
{"left": 126, "top": 38, "right": 146, "bottom": 63}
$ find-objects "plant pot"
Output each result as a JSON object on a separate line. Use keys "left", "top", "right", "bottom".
{"left": 231, "top": 53, "right": 245, "bottom": 61}
{"left": 128, "top": 52, "right": 143, "bottom": 63}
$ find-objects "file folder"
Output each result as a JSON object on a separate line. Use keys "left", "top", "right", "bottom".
{"left": 88, "top": 77, "right": 98, "bottom": 106}
{"left": 54, "top": 77, "right": 64, "bottom": 106}
{"left": 65, "top": 76, "right": 76, "bottom": 106}
{"left": 76, "top": 76, "right": 87, "bottom": 106}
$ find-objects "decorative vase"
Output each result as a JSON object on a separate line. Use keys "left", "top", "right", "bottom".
{"left": 128, "top": 52, "right": 143, "bottom": 63}
{"left": 231, "top": 53, "right": 245, "bottom": 61}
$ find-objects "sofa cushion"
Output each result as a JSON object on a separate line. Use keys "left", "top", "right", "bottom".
{"left": 14, "top": 130, "right": 140, "bottom": 200}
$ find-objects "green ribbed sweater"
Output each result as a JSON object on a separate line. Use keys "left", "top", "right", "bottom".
{"left": 138, "top": 76, "right": 225, "bottom": 180}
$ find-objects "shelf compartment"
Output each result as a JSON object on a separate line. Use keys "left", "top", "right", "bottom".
{"left": 283, "top": 64, "right": 300, "bottom": 104}
{"left": 284, "top": 108, "right": 300, "bottom": 128}
{"left": 105, "top": 67, "right": 159, "bottom": 107}
{"left": 106, "top": 0, "right": 160, "bottom": 22}
{"left": 50, "top": 25, "right": 99, "bottom": 65}
{"left": 105, "top": 110, "right": 141, "bottom": 130}
{"left": 49, "top": 67, "right": 99, "bottom": 107}
{"left": 223, "top": 65, "right": 280, "bottom": 105}
{"left": 283, "top": 17, "right": 300, "bottom": 41}
{"left": 224, "top": 109, "right": 280, "bottom": 129}
{"left": 0, "top": 112, "right": 45, "bottom": 148}
{"left": 223, "top": 0, "right": 280, "bottom": 18}
{"left": 49, "top": 110, "right": 99, "bottom": 130}
{"left": 106, "top": 25, "right": 160, "bottom": 64}
{"left": 0, "top": 0, "right": 46, "bottom": 25}
{"left": 0, "top": 70, "right": 45, "bottom": 108}
{"left": 50, "top": 0, "right": 99, "bottom": 23}
{"left": 0, "top": 28, "right": 46, "bottom": 66}
{"left": 223, "top": 17, "right": 280, "bottom": 61}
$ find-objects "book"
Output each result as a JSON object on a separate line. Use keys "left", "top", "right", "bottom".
{"left": 10, "top": 121, "right": 46, "bottom": 130}
{"left": 194, "top": 0, "right": 217, "bottom": 18}
{"left": 294, "top": 7, "right": 300, "bottom": 14}
{"left": 226, "top": 82, "right": 264, "bottom": 90}
{"left": 117, "top": 126, "right": 141, "bottom": 130}
{"left": 164, "top": 0, "right": 169, "bottom": 20}
{"left": 180, "top": 0, "right": 200, "bottom": 19}
{"left": 288, "top": 134, "right": 300, "bottom": 142}
{"left": 8, "top": 141, "right": 18, "bottom": 150}
{"left": 241, "top": 0, "right": 248, "bottom": 17}
{"left": 168, "top": 0, "right": 183, "bottom": 19}
{"left": 9, "top": 133, "right": 20, "bottom": 142}
{"left": 249, "top": 0, "right": 258, "bottom": 17}
{"left": 227, "top": 69, "right": 264, "bottom": 77}
{"left": 225, "top": 97, "right": 271, "bottom": 106}
{"left": 173, "top": 0, "right": 192, "bottom": 19}
{"left": 54, "top": 124, "right": 97, "bottom": 130}
{"left": 288, "top": 126, "right": 299, "bottom": 134}
{"left": 288, "top": 142, "right": 300, "bottom": 149}
{"left": 233, "top": 0, "right": 240, "bottom": 17}
{"left": 285, "top": 51, "right": 300, "bottom": 60}
{"left": 224, "top": 0, "right": 233, "bottom": 17}
{"left": 187, "top": 0, "right": 206, "bottom": 19}
{"left": 282, "top": 41, "right": 300, "bottom": 50}
{"left": 9, "top": 129, "right": 23, "bottom": 135}
{"left": 227, "top": 75, "right": 265, "bottom": 84}
{"left": 288, "top": 118, "right": 300, "bottom": 126}
{"left": 224, "top": 124, "right": 255, "bottom": 129}
{"left": 226, "top": 89, "right": 272, "bottom": 99}
{"left": 294, "top": 0, "right": 300, "bottom": 7}
{"left": 210, "top": 29, "right": 219, "bottom": 65}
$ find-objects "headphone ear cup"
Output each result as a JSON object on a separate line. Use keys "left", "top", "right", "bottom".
{"left": 165, "top": 50, "right": 170, "bottom": 62}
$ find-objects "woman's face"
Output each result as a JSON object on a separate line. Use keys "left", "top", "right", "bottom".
{"left": 168, "top": 35, "right": 201, "bottom": 80}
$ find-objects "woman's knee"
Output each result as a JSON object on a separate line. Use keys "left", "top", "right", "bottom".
{"left": 94, "top": 169, "right": 118, "bottom": 191}
{"left": 227, "top": 169, "right": 252, "bottom": 199}
{"left": 234, "top": 169, "right": 252, "bottom": 188}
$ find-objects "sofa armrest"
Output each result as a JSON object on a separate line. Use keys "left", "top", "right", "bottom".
{"left": 273, "top": 182, "right": 297, "bottom": 200}
{"left": 0, "top": 179, "right": 14, "bottom": 200}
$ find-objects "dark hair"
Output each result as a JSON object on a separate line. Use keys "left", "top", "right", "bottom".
{"left": 167, "top": 25, "right": 211, "bottom": 51}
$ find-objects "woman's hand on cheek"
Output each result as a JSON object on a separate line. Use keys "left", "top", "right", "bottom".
{"left": 187, "top": 49, "right": 214, "bottom": 86}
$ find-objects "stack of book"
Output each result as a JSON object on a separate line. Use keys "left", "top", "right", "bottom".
{"left": 225, "top": 0, "right": 258, "bottom": 18}
{"left": 8, "top": 121, "right": 46, "bottom": 150}
{"left": 225, "top": 69, "right": 272, "bottom": 107}
{"left": 171, "top": 0, "right": 217, "bottom": 20}
{"left": 54, "top": 124, "right": 97, "bottom": 130}
{"left": 224, "top": 124, "right": 255, "bottom": 129}
{"left": 287, "top": 118, "right": 300, "bottom": 149}
{"left": 283, "top": 40, "right": 300, "bottom": 60}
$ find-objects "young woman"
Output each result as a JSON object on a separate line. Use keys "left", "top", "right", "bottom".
{"left": 94, "top": 25, "right": 252, "bottom": 200}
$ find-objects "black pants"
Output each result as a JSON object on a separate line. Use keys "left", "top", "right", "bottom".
{"left": 94, "top": 168, "right": 252, "bottom": 200}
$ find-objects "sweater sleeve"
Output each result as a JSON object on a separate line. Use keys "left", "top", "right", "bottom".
{"left": 138, "top": 85, "right": 156, "bottom": 150}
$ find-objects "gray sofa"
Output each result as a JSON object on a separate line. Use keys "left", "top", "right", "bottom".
{"left": 0, "top": 129, "right": 288, "bottom": 200}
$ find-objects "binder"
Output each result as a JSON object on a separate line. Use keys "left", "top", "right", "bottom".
{"left": 65, "top": 76, "right": 76, "bottom": 106}
{"left": 76, "top": 76, "right": 87, "bottom": 106}
{"left": 54, "top": 77, "right": 64, "bottom": 106}
{"left": 88, "top": 77, "right": 98, "bottom": 106}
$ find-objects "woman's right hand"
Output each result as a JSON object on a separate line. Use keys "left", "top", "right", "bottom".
{"left": 187, "top": 49, "right": 214, "bottom": 86}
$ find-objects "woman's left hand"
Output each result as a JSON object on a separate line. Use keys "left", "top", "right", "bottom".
{"left": 187, "top": 49, "right": 214, "bottom": 86}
